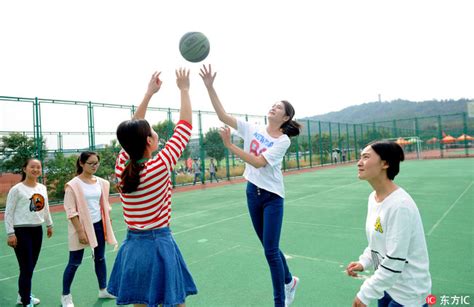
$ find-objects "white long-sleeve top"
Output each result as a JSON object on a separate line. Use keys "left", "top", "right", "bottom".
{"left": 357, "top": 188, "right": 431, "bottom": 307}
{"left": 4, "top": 182, "right": 53, "bottom": 235}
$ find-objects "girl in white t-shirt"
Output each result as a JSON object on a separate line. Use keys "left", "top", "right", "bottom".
{"left": 60, "top": 151, "right": 117, "bottom": 307}
{"left": 4, "top": 158, "right": 53, "bottom": 306}
{"left": 346, "top": 141, "right": 431, "bottom": 307}
{"left": 200, "top": 64, "right": 301, "bottom": 307}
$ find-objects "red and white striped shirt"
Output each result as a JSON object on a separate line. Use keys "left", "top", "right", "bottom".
{"left": 115, "top": 120, "right": 192, "bottom": 230}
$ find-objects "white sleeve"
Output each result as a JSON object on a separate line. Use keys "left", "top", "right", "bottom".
{"left": 357, "top": 206, "right": 412, "bottom": 305}
{"left": 261, "top": 138, "right": 290, "bottom": 166}
{"left": 236, "top": 118, "right": 251, "bottom": 140}
{"left": 42, "top": 186, "right": 53, "bottom": 227}
{"left": 4, "top": 187, "right": 18, "bottom": 235}
{"left": 358, "top": 247, "right": 373, "bottom": 271}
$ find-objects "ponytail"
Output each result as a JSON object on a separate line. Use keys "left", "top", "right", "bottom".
{"left": 281, "top": 120, "right": 301, "bottom": 137}
{"left": 119, "top": 160, "right": 146, "bottom": 193}
{"left": 116, "top": 119, "right": 152, "bottom": 193}
{"left": 280, "top": 100, "right": 301, "bottom": 137}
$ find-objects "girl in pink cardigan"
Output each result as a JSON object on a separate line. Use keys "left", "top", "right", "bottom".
{"left": 60, "top": 151, "right": 117, "bottom": 307}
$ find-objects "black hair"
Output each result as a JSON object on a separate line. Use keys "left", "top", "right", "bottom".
{"left": 21, "top": 158, "right": 41, "bottom": 182}
{"left": 116, "top": 119, "right": 152, "bottom": 193}
{"left": 76, "top": 151, "right": 100, "bottom": 175}
{"left": 280, "top": 100, "right": 301, "bottom": 137}
{"left": 369, "top": 141, "right": 405, "bottom": 180}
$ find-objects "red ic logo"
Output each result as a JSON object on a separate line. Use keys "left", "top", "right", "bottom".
{"left": 426, "top": 294, "right": 436, "bottom": 305}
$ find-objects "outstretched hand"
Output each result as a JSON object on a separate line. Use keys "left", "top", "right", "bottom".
{"left": 199, "top": 64, "right": 216, "bottom": 88}
{"left": 146, "top": 71, "right": 162, "bottom": 96}
{"left": 176, "top": 68, "right": 190, "bottom": 91}
{"left": 219, "top": 126, "right": 232, "bottom": 148}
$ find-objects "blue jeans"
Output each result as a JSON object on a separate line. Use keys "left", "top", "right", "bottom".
{"left": 14, "top": 226, "right": 43, "bottom": 306}
{"left": 378, "top": 291, "right": 428, "bottom": 307}
{"left": 62, "top": 221, "right": 107, "bottom": 295}
{"left": 246, "top": 182, "right": 292, "bottom": 307}
{"left": 209, "top": 172, "right": 219, "bottom": 182}
{"left": 193, "top": 173, "right": 201, "bottom": 185}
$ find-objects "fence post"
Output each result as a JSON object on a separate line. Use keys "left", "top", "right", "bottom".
{"left": 167, "top": 108, "right": 176, "bottom": 186}
{"left": 87, "top": 101, "right": 95, "bottom": 150}
{"left": 307, "top": 120, "right": 312, "bottom": 168}
{"left": 318, "top": 121, "right": 323, "bottom": 166}
{"left": 33, "top": 97, "right": 43, "bottom": 161}
{"left": 58, "top": 132, "right": 63, "bottom": 152}
{"left": 463, "top": 112, "right": 468, "bottom": 156}
{"left": 345, "top": 123, "right": 350, "bottom": 161}
{"left": 198, "top": 111, "right": 205, "bottom": 184}
{"left": 353, "top": 124, "right": 358, "bottom": 160}
{"left": 225, "top": 148, "right": 230, "bottom": 180}
{"left": 437, "top": 115, "right": 443, "bottom": 158}
{"left": 329, "top": 122, "right": 333, "bottom": 164}
{"left": 295, "top": 136, "right": 300, "bottom": 169}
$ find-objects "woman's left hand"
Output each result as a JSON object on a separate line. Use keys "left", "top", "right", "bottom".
{"left": 146, "top": 71, "right": 162, "bottom": 95}
{"left": 218, "top": 126, "right": 232, "bottom": 148}
{"left": 47, "top": 227, "right": 53, "bottom": 238}
{"left": 352, "top": 296, "right": 366, "bottom": 307}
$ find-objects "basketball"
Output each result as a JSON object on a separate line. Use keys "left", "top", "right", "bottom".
{"left": 179, "top": 32, "right": 210, "bottom": 63}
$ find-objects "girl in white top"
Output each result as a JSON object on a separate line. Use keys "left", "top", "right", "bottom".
{"left": 346, "top": 141, "right": 431, "bottom": 307}
{"left": 4, "top": 158, "right": 53, "bottom": 306}
{"left": 200, "top": 64, "right": 301, "bottom": 307}
{"left": 60, "top": 151, "right": 117, "bottom": 307}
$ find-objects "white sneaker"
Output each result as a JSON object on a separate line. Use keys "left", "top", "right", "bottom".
{"left": 285, "top": 276, "right": 300, "bottom": 306}
{"left": 16, "top": 294, "right": 40, "bottom": 305}
{"left": 61, "top": 294, "right": 74, "bottom": 307}
{"left": 98, "top": 288, "right": 116, "bottom": 299}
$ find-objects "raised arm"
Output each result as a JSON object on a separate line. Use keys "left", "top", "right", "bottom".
{"left": 199, "top": 64, "right": 237, "bottom": 129}
{"left": 133, "top": 71, "right": 162, "bottom": 120}
{"left": 176, "top": 68, "right": 192, "bottom": 124}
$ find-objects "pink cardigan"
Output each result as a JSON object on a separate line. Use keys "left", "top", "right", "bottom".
{"left": 63, "top": 176, "right": 117, "bottom": 251}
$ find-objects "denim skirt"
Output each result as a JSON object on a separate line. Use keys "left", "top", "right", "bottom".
{"left": 107, "top": 227, "right": 197, "bottom": 306}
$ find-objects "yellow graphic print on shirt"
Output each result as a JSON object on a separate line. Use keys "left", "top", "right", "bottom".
{"left": 374, "top": 216, "right": 383, "bottom": 233}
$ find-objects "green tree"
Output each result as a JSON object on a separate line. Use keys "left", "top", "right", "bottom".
{"left": 45, "top": 152, "right": 77, "bottom": 200}
{"left": 152, "top": 119, "right": 191, "bottom": 160}
{"left": 203, "top": 128, "right": 225, "bottom": 164}
{"left": 95, "top": 140, "right": 121, "bottom": 193}
{"left": 0, "top": 133, "right": 46, "bottom": 173}
{"left": 152, "top": 119, "right": 175, "bottom": 141}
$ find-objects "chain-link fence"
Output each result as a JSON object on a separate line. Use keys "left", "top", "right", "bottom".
{"left": 1, "top": 95, "right": 473, "bottom": 207}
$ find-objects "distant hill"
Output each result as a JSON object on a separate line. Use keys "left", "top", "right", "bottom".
{"left": 302, "top": 99, "right": 470, "bottom": 124}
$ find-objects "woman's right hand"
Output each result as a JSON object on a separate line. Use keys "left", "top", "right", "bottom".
{"left": 199, "top": 64, "right": 216, "bottom": 89}
{"left": 146, "top": 71, "right": 162, "bottom": 96}
{"left": 346, "top": 261, "right": 364, "bottom": 277}
{"left": 7, "top": 234, "right": 17, "bottom": 248}
{"left": 78, "top": 230, "right": 89, "bottom": 245}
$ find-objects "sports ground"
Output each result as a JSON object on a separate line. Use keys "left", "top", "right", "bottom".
{"left": 0, "top": 158, "right": 473, "bottom": 306}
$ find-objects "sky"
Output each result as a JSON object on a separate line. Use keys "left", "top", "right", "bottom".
{"left": 1, "top": 0, "right": 473, "bottom": 148}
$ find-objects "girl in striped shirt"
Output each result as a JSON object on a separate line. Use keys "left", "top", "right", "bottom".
{"left": 107, "top": 68, "right": 197, "bottom": 307}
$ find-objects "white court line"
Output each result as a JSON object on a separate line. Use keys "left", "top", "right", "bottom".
{"left": 0, "top": 214, "right": 247, "bottom": 282}
{"left": 0, "top": 250, "right": 105, "bottom": 282}
{"left": 0, "top": 202, "right": 247, "bottom": 259}
{"left": 285, "top": 220, "right": 364, "bottom": 231}
{"left": 188, "top": 245, "right": 240, "bottom": 265}
{"left": 0, "top": 241, "right": 70, "bottom": 259}
{"left": 173, "top": 213, "right": 248, "bottom": 236}
{"left": 286, "top": 180, "right": 363, "bottom": 204}
{"left": 427, "top": 181, "right": 473, "bottom": 236}
{"left": 285, "top": 253, "right": 342, "bottom": 265}
{"left": 238, "top": 244, "right": 344, "bottom": 266}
